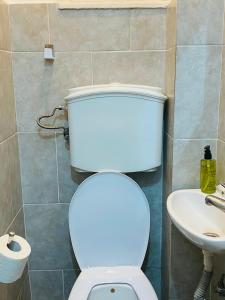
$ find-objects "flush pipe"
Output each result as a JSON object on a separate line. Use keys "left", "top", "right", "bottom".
{"left": 194, "top": 250, "right": 213, "bottom": 300}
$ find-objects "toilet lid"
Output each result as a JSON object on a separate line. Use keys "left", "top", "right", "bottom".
{"left": 69, "top": 172, "right": 150, "bottom": 269}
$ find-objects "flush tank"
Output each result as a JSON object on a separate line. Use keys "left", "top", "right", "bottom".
{"left": 65, "top": 84, "right": 167, "bottom": 173}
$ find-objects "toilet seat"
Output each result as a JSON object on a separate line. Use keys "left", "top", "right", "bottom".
{"left": 69, "top": 172, "right": 150, "bottom": 269}
{"left": 68, "top": 173, "right": 157, "bottom": 300}
{"left": 68, "top": 266, "right": 158, "bottom": 300}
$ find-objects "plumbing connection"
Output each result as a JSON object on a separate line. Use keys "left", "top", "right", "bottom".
{"left": 194, "top": 250, "right": 213, "bottom": 300}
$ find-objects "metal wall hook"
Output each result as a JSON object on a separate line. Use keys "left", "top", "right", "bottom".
{"left": 37, "top": 106, "right": 69, "bottom": 142}
{"left": 7, "top": 232, "right": 15, "bottom": 245}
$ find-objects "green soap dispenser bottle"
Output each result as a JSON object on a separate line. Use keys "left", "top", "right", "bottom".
{"left": 200, "top": 145, "right": 216, "bottom": 194}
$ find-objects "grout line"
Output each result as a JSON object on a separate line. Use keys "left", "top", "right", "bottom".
{"left": 23, "top": 196, "right": 30, "bottom": 272}
{"left": 4, "top": 206, "right": 23, "bottom": 234}
{"left": 55, "top": 132, "right": 60, "bottom": 203}
{"left": 173, "top": 138, "right": 218, "bottom": 141}
{"left": 90, "top": 52, "right": 94, "bottom": 85}
{"left": 216, "top": 0, "right": 225, "bottom": 148}
{"left": 0, "top": 131, "right": 17, "bottom": 145}
{"left": 0, "top": 49, "right": 11, "bottom": 53}
{"left": 62, "top": 269, "right": 65, "bottom": 300}
{"left": 24, "top": 202, "right": 69, "bottom": 206}
{"left": 129, "top": 9, "right": 132, "bottom": 51}
{"left": 29, "top": 269, "right": 70, "bottom": 272}
{"left": 176, "top": 44, "right": 224, "bottom": 48}
{"left": 11, "top": 49, "right": 168, "bottom": 54}
{"left": 16, "top": 131, "right": 60, "bottom": 134}
{"left": 47, "top": 4, "right": 51, "bottom": 43}
{"left": 218, "top": 138, "right": 225, "bottom": 144}
{"left": 28, "top": 270, "right": 33, "bottom": 300}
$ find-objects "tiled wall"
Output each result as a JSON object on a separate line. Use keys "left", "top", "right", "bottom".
{"left": 8, "top": 3, "right": 175, "bottom": 299}
{"left": 164, "top": 1, "right": 225, "bottom": 300}
{"left": 213, "top": 6, "right": 225, "bottom": 300}
{"left": 0, "top": 0, "right": 31, "bottom": 299}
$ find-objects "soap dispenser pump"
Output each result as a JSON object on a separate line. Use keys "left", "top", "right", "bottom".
{"left": 200, "top": 145, "right": 216, "bottom": 194}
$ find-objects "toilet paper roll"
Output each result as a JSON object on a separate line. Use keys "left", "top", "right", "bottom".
{"left": 0, "top": 234, "right": 31, "bottom": 283}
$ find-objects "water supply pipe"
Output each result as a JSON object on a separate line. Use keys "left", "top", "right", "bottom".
{"left": 194, "top": 250, "right": 213, "bottom": 300}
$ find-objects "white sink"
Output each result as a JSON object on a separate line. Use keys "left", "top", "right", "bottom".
{"left": 167, "top": 189, "right": 225, "bottom": 253}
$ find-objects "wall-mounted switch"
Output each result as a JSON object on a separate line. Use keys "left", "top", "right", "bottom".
{"left": 44, "top": 44, "right": 55, "bottom": 62}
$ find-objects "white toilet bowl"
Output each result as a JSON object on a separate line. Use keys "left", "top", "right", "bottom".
{"left": 68, "top": 172, "right": 158, "bottom": 300}
{"left": 69, "top": 267, "right": 157, "bottom": 300}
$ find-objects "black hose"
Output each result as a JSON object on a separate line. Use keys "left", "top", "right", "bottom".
{"left": 194, "top": 270, "right": 213, "bottom": 300}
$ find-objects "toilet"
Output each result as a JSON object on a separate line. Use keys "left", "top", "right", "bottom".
{"left": 65, "top": 84, "right": 167, "bottom": 300}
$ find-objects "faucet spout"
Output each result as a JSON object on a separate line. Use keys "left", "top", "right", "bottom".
{"left": 205, "top": 195, "right": 225, "bottom": 213}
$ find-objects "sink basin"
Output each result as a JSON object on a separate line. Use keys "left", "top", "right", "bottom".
{"left": 167, "top": 189, "right": 225, "bottom": 253}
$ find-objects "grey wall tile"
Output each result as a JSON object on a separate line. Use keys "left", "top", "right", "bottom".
{"left": 169, "top": 225, "right": 203, "bottom": 299}
{"left": 18, "top": 133, "right": 58, "bottom": 204}
{"left": 49, "top": 5, "right": 130, "bottom": 51}
{"left": 24, "top": 204, "right": 77, "bottom": 270}
{"left": 130, "top": 9, "right": 167, "bottom": 50}
{"left": 56, "top": 134, "right": 90, "bottom": 203}
{"left": 63, "top": 269, "right": 80, "bottom": 299}
{"left": 92, "top": 51, "right": 166, "bottom": 88}
{"left": 172, "top": 139, "right": 217, "bottom": 191}
{"left": 0, "top": 51, "right": 16, "bottom": 143}
{"left": 12, "top": 52, "right": 92, "bottom": 132}
{"left": 177, "top": 0, "right": 224, "bottom": 45}
{"left": 219, "top": 46, "right": 225, "bottom": 142}
{"left": 174, "top": 46, "right": 222, "bottom": 139}
{"left": 10, "top": 4, "right": 49, "bottom": 51}
{"left": 29, "top": 270, "right": 63, "bottom": 300}
{"left": 144, "top": 267, "right": 161, "bottom": 299}
{"left": 211, "top": 254, "right": 225, "bottom": 300}
{"left": 217, "top": 139, "right": 225, "bottom": 183}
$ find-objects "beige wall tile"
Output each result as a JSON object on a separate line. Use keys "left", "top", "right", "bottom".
{"left": 165, "top": 48, "right": 176, "bottom": 136}
{"left": 217, "top": 139, "right": 225, "bottom": 183}
{"left": 174, "top": 46, "right": 222, "bottom": 139}
{"left": 172, "top": 139, "right": 217, "bottom": 191}
{"left": 0, "top": 51, "right": 16, "bottom": 142}
{"left": 12, "top": 52, "right": 92, "bottom": 132}
{"left": 49, "top": 5, "right": 130, "bottom": 51}
{"left": 0, "top": 139, "right": 13, "bottom": 235}
{"left": 166, "top": 0, "right": 176, "bottom": 49}
{"left": 130, "top": 9, "right": 167, "bottom": 50}
{"left": 10, "top": 4, "right": 49, "bottom": 52}
{"left": 177, "top": 0, "right": 224, "bottom": 45}
{"left": 93, "top": 51, "right": 166, "bottom": 88}
{"left": 0, "top": 1, "right": 10, "bottom": 50}
{"left": 7, "top": 134, "right": 22, "bottom": 217}
{"left": 219, "top": 47, "right": 225, "bottom": 142}
{"left": 163, "top": 134, "right": 173, "bottom": 197}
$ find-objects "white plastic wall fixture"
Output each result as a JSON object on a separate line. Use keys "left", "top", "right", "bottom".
{"left": 65, "top": 83, "right": 167, "bottom": 173}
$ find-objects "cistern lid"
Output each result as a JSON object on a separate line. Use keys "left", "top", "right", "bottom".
{"left": 65, "top": 83, "right": 167, "bottom": 103}
{"left": 69, "top": 172, "right": 150, "bottom": 269}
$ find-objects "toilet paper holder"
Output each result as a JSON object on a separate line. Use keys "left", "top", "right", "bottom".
{"left": 7, "top": 232, "right": 15, "bottom": 245}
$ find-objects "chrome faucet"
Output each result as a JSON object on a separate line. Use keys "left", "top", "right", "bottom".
{"left": 205, "top": 195, "right": 225, "bottom": 213}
